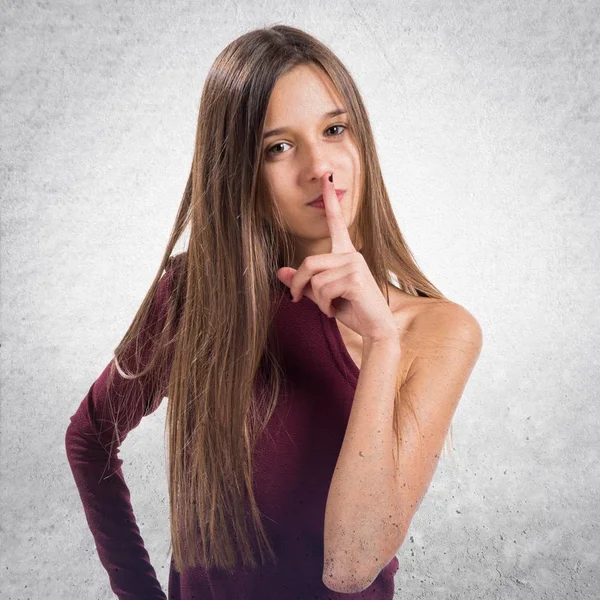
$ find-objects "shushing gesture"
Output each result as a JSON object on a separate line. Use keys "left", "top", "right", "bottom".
{"left": 276, "top": 172, "right": 399, "bottom": 344}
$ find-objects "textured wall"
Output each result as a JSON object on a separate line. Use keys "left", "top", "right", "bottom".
{"left": 1, "top": 1, "right": 598, "bottom": 598}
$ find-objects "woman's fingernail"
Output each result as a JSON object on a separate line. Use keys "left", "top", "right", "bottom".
{"left": 328, "top": 173, "right": 333, "bottom": 183}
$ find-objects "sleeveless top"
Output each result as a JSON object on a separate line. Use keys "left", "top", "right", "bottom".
{"left": 65, "top": 255, "right": 399, "bottom": 599}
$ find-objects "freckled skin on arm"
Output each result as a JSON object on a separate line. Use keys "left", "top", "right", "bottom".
{"left": 322, "top": 304, "right": 482, "bottom": 592}
{"left": 322, "top": 338, "right": 403, "bottom": 593}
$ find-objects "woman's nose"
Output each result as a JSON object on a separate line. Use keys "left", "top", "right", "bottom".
{"left": 301, "top": 144, "right": 332, "bottom": 181}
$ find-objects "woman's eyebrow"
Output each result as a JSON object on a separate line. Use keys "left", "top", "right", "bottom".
{"left": 262, "top": 108, "right": 348, "bottom": 140}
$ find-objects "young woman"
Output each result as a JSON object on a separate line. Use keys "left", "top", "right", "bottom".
{"left": 65, "top": 24, "right": 482, "bottom": 600}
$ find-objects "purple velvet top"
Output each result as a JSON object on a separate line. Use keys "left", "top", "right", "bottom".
{"left": 65, "top": 255, "right": 399, "bottom": 599}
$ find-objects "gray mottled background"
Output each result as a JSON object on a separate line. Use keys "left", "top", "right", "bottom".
{"left": 1, "top": 1, "right": 598, "bottom": 598}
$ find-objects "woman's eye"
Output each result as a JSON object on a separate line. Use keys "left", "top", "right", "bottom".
{"left": 267, "top": 141, "right": 290, "bottom": 155}
{"left": 326, "top": 124, "right": 347, "bottom": 137}
{"left": 266, "top": 124, "right": 347, "bottom": 156}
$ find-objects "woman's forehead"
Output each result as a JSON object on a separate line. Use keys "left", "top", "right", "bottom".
{"left": 264, "top": 65, "right": 346, "bottom": 127}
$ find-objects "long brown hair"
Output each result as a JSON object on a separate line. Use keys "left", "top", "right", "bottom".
{"left": 106, "top": 24, "right": 451, "bottom": 575}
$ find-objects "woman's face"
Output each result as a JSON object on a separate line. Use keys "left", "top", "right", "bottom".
{"left": 260, "top": 63, "right": 362, "bottom": 268}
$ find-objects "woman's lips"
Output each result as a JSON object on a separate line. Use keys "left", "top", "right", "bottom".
{"left": 307, "top": 189, "right": 345, "bottom": 207}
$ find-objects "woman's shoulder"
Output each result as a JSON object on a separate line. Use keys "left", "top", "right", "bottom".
{"left": 388, "top": 284, "right": 480, "bottom": 373}
{"left": 166, "top": 251, "right": 188, "bottom": 274}
{"left": 387, "top": 283, "right": 453, "bottom": 332}
{"left": 392, "top": 284, "right": 478, "bottom": 338}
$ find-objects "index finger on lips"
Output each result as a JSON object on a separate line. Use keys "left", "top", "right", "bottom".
{"left": 322, "top": 172, "right": 354, "bottom": 254}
